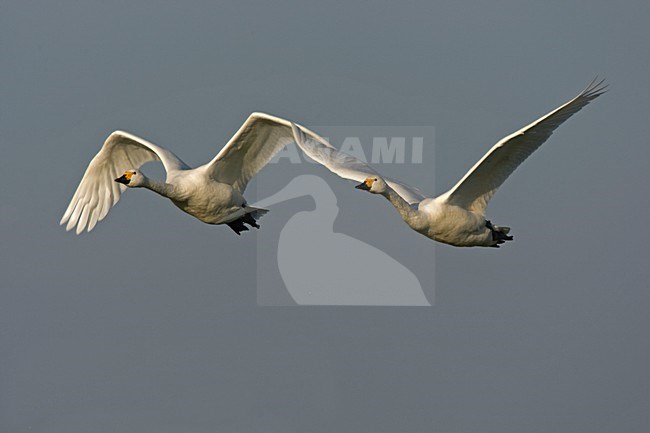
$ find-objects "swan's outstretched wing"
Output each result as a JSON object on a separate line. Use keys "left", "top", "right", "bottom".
{"left": 440, "top": 79, "right": 607, "bottom": 215}
{"left": 60, "top": 131, "right": 189, "bottom": 234}
{"left": 205, "top": 112, "right": 324, "bottom": 194}
{"left": 292, "top": 123, "right": 427, "bottom": 205}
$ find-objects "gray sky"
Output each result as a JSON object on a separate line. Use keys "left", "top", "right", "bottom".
{"left": 2, "top": 1, "right": 649, "bottom": 432}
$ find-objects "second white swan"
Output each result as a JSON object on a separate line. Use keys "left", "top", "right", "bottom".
{"left": 292, "top": 80, "right": 606, "bottom": 247}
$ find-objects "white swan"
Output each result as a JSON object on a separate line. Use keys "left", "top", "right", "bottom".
{"left": 60, "top": 112, "right": 322, "bottom": 235}
{"left": 291, "top": 79, "right": 607, "bottom": 247}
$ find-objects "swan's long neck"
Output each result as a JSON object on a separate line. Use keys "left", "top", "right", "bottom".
{"left": 381, "top": 188, "right": 425, "bottom": 229}
{"left": 142, "top": 177, "right": 175, "bottom": 199}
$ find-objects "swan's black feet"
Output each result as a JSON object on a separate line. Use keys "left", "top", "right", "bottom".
{"left": 486, "top": 219, "right": 513, "bottom": 245}
{"left": 227, "top": 220, "right": 249, "bottom": 235}
{"left": 226, "top": 214, "right": 261, "bottom": 235}
{"left": 242, "top": 213, "right": 260, "bottom": 229}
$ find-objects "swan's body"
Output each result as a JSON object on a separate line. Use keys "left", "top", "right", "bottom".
{"left": 60, "top": 112, "right": 322, "bottom": 235}
{"left": 292, "top": 80, "right": 607, "bottom": 247}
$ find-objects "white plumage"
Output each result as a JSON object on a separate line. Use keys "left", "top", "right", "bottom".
{"left": 292, "top": 79, "right": 607, "bottom": 247}
{"left": 60, "top": 112, "right": 321, "bottom": 235}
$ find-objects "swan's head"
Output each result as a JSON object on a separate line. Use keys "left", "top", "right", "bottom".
{"left": 355, "top": 176, "right": 387, "bottom": 194}
{"left": 114, "top": 170, "right": 144, "bottom": 187}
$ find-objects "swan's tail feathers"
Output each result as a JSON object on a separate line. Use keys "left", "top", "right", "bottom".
{"left": 226, "top": 207, "right": 269, "bottom": 235}
{"left": 486, "top": 220, "right": 513, "bottom": 248}
{"left": 244, "top": 206, "right": 269, "bottom": 221}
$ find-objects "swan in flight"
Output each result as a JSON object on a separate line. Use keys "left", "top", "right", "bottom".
{"left": 60, "top": 112, "right": 321, "bottom": 235}
{"left": 291, "top": 79, "right": 607, "bottom": 247}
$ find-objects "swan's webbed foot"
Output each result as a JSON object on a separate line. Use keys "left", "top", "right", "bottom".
{"left": 242, "top": 213, "right": 260, "bottom": 229}
{"left": 226, "top": 220, "right": 249, "bottom": 235}
{"left": 226, "top": 213, "right": 261, "bottom": 235}
{"left": 486, "top": 219, "right": 513, "bottom": 245}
